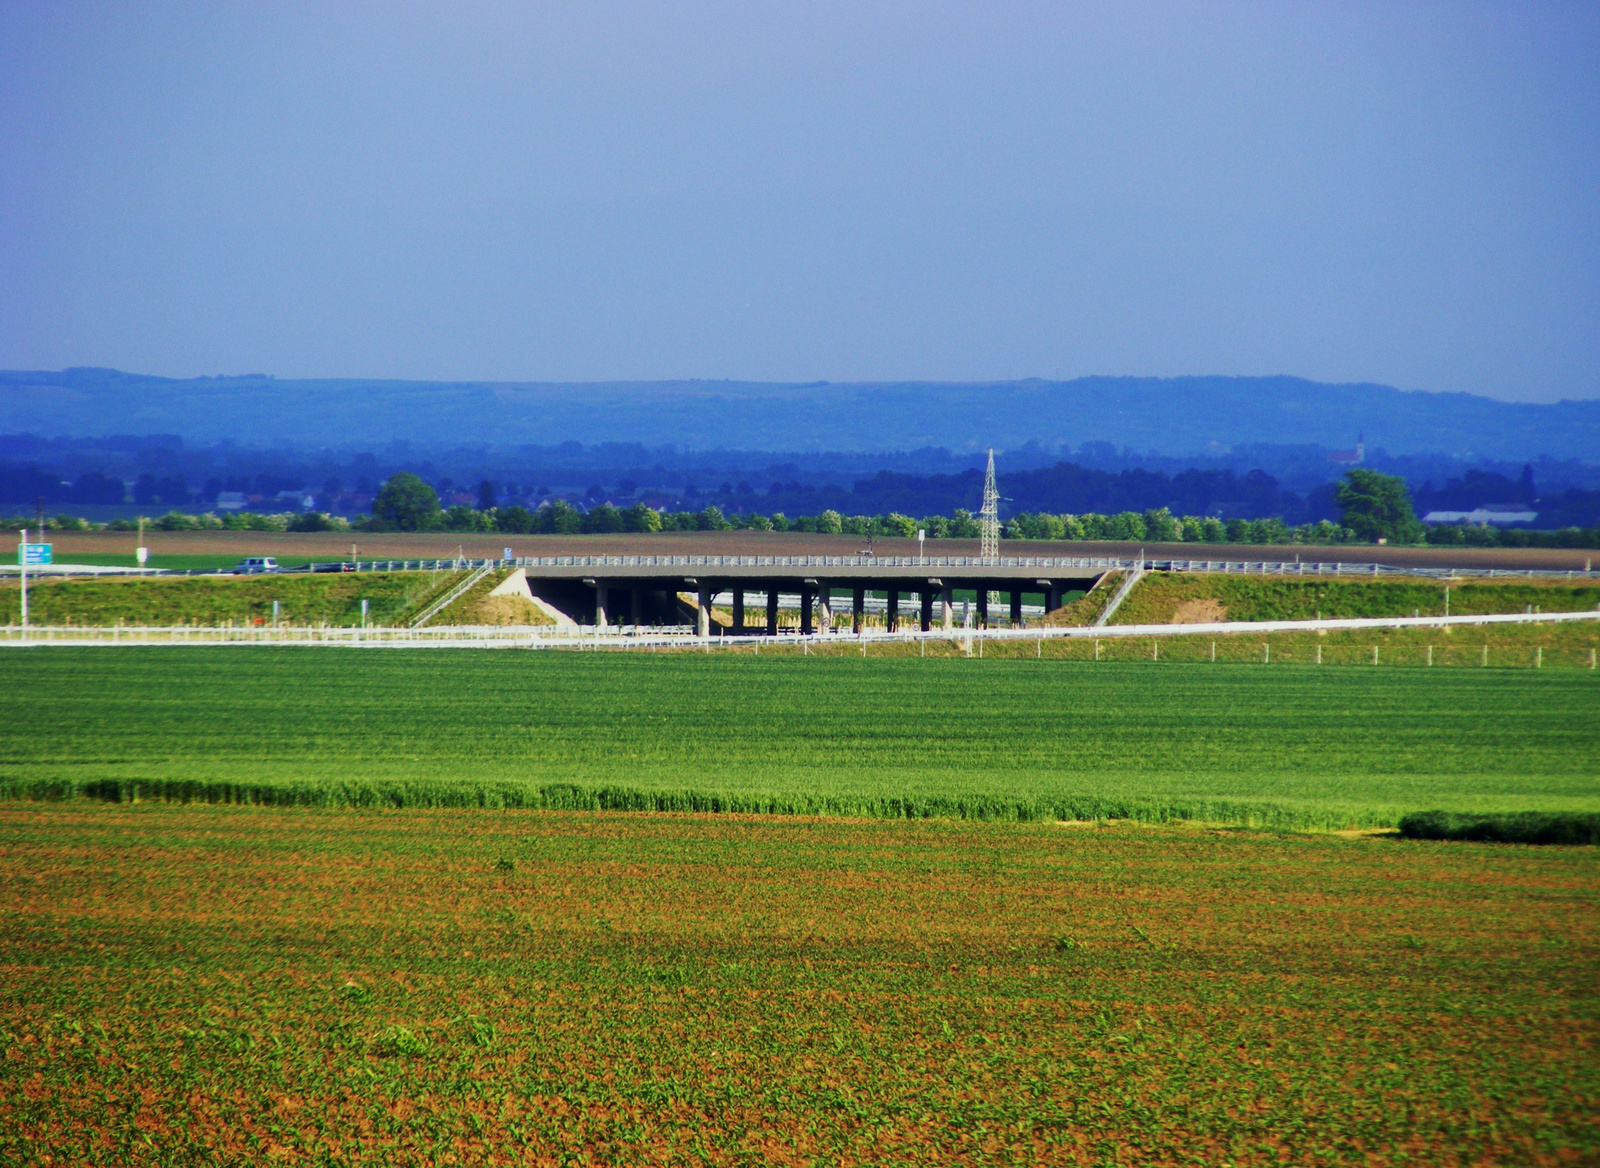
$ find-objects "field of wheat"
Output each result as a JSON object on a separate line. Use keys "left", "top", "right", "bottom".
{"left": 3, "top": 649, "right": 1595, "bottom": 828}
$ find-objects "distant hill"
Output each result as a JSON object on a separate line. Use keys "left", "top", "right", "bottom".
{"left": 3, "top": 368, "right": 1597, "bottom": 461}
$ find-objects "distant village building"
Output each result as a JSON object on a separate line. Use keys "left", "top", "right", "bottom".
{"left": 214, "top": 491, "right": 247, "bottom": 511}
{"left": 274, "top": 490, "right": 317, "bottom": 511}
{"left": 1422, "top": 505, "right": 1538, "bottom": 527}
{"left": 1328, "top": 434, "right": 1365, "bottom": 466}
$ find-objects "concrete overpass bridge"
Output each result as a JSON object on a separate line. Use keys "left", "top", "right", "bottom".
{"left": 509, "top": 551, "right": 1598, "bottom": 635}
{"left": 518, "top": 552, "right": 1111, "bottom": 635}
{"left": 23, "top": 549, "right": 1588, "bottom": 635}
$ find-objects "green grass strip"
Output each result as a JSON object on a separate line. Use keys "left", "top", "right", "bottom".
{"left": 0, "top": 772, "right": 1376, "bottom": 831}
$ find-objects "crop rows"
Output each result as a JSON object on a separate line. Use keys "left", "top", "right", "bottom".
{"left": 1, "top": 804, "right": 1595, "bottom": 1165}
{"left": 2, "top": 649, "right": 1595, "bottom": 828}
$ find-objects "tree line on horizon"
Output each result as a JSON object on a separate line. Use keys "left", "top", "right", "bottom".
{"left": 8, "top": 446, "right": 1600, "bottom": 530}
{"left": 13, "top": 470, "right": 1599, "bottom": 550}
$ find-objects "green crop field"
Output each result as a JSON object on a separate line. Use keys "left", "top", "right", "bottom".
{"left": 2, "top": 804, "right": 1596, "bottom": 1165}
{"left": 3, "top": 649, "right": 1596, "bottom": 828}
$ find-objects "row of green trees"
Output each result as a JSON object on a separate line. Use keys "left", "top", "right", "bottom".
{"left": 15, "top": 470, "right": 1598, "bottom": 549}
{"left": 368, "top": 474, "right": 1295, "bottom": 541}
{"left": 360, "top": 469, "right": 1599, "bottom": 548}
{"left": 7, "top": 510, "right": 350, "bottom": 534}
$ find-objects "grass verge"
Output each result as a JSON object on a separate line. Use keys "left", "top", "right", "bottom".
{"left": 0, "top": 773, "right": 1375, "bottom": 830}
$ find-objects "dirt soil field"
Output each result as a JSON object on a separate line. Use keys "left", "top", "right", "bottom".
{"left": 1171, "top": 597, "right": 1229, "bottom": 623}
{"left": 1, "top": 804, "right": 1595, "bottom": 1166}
{"left": 36, "top": 528, "right": 1600, "bottom": 570}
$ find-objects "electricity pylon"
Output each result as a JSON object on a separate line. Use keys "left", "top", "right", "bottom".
{"left": 979, "top": 449, "right": 1000, "bottom": 561}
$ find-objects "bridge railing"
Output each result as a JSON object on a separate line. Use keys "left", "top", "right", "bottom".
{"left": 503, "top": 554, "right": 1594, "bottom": 579}
{"left": 7, "top": 554, "right": 1594, "bottom": 580}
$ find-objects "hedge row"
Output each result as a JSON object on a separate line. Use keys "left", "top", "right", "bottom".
{"left": 1398, "top": 810, "right": 1600, "bottom": 846}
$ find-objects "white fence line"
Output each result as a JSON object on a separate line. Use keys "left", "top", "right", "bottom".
{"left": 3, "top": 607, "right": 1596, "bottom": 651}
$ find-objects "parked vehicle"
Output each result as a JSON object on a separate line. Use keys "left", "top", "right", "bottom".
{"left": 231, "top": 557, "right": 281, "bottom": 574}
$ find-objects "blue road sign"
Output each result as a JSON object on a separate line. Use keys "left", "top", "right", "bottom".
{"left": 19, "top": 543, "right": 51, "bottom": 566}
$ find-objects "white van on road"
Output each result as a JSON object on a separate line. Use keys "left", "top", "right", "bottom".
{"left": 231, "top": 557, "right": 281, "bottom": 574}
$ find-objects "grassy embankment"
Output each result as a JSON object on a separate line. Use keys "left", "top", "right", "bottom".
{"left": 985, "top": 572, "right": 1599, "bottom": 667}
{"left": 1, "top": 804, "right": 1595, "bottom": 1165}
{"left": 1042, "top": 569, "right": 1123, "bottom": 626}
{"left": 1112, "top": 571, "right": 1600, "bottom": 624}
{"left": 423, "top": 569, "right": 555, "bottom": 627}
{"left": 1, "top": 650, "right": 1594, "bottom": 828}
{"left": 0, "top": 571, "right": 471, "bottom": 627}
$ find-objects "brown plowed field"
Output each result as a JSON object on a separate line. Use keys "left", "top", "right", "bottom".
{"left": 42, "top": 528, "right": 1599, "bottom": 570}
{"left": 2, "top": 805, "right": 1597, "bottom": 1165}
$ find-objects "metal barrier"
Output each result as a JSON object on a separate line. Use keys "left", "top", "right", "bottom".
{"left": 3, "top": 553, "right": 1595, "bottom": 580}
{"left": 407, "top": 564, "right": 495, "bottom": 627}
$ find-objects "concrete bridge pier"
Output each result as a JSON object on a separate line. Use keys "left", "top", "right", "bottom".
{"left": 816, "top": 585, "right": 833, "bottom": 633}
{"left": 976, "top": 589, "right": 989, "bottom": 628}
{"left": 919, "top": 588, "right": 934, "bottom": 632}
{"left": 885, "top": 588, "right": 899, "bottom": 633}
{"left": 852, "top": 587, "right": 865, "bottom": 634}
{"left": 695, "top": 581, "right": 711, "bottom": 638}
{"left": 800, "top": 583, "right": 815, "bottom": 635}
{"left": 630, "top": 587, "right": 642, "bottom": 626}
{"left": 1010, "top": 590, "right": 1023, "bottom": 625}
{"left": 732, "top": 588, "right": 745, "bottom": 634}
{"left": 940, "top": 582, "right": 953, "bottom": 630}
{"left": 766, "top": 589, "right": 779, "bottom": 636}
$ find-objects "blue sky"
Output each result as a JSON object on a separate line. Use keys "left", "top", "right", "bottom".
{"left": 0, "top": 2, "right": 1595, "bottom": 401}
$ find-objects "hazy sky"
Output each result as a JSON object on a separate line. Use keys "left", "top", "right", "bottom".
{"left": 1, "top": 3, "right": 1596, "bottom": 401}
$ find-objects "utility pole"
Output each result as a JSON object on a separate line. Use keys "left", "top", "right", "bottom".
{"left": 19, "top": 527, "right": 28, "bottom": 640}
